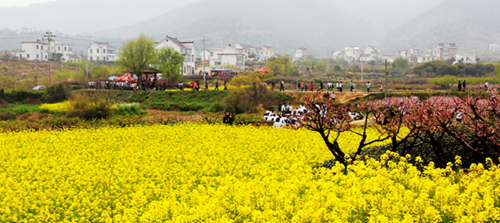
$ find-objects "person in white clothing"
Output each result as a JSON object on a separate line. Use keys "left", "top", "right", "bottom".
{"left": 273, "top": 118, "right": 285, "bottom": 128}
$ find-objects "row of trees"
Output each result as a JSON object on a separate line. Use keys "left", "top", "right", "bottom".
{"left": 262, "top": 53, "right": 497, "bottom": 79}
{"left": 296, "top": 90, "right": 500, "bottom": 169}
{"left": 413, "top": 60, "right": 496, "bottom": 77}
{"left": 117, "top": 34, "right": 184, "bottom": 88}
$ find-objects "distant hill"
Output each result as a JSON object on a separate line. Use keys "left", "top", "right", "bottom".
{"left": 96, "top": 0, "right": 377, "bottom": 56}
{"left": 380, "top": 0, "right": 500, "bottom": 54}
{"left": 0, "top": 0, "right": 198, "bottom": 35}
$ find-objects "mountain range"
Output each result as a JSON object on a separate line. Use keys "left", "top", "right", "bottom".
{"left": 1, "top": 0, "right": 500, "bottom": 59}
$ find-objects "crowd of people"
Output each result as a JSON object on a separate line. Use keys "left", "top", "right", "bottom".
{"left": 88, "top": 77, "right": 170, "bottom": 91}
{"left": 292, "top": 80, "right": 383, "bottom": 93}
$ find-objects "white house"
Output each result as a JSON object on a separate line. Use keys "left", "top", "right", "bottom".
{"left": 87, "top": 42, "right": 117, "bottom": 61}
{"left": 292, "top": 47, "right": 309, "bottom": 61}
{"left": 344, "top": 46, "right": 362, "bottom": 62}
{"left": 453, "top": 53, "right": 477, "bottom": 64}
{"left": 436, "top": 42, "right": 457, "bottom": 60}
{"left": 234, "top": 43, "right": 256, "bottom": 60}
{"left": 330, "top": 50, "right": 345, "bottom": 59}
{"left": 362, "top": 46, "right": 382, "bottom": 61}
{"left": 198, "top": 50, "right": 212, "bottom": 61}
{"left": 216, "top": 45, "right": 245, "bottom": 71}
{"left": 155, "top": 35, "right": 196, "bottom": 75}
{"left": 256, "top": 46, "right": 274, "bottom": 61}
{"left": 14, "top": 39, "right": 73, "bottom": 61}
{"left": 382, "top": 55, "right": 397, "bottom": 63}
{"left": 206, "top": 48, "right": 223, "bottom": 67}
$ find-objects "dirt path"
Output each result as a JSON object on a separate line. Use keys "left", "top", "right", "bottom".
{"left": 284, "top": 91, "right": 368, "bottom": 103}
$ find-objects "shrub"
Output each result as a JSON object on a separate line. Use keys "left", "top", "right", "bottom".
{"left": 67, "top": 94, "right": 117, "bottom": 120}
{"left": 116, "top": 104, "right": 147, "bottom": 115}
{"left": 42, "top": 84, "right": 71, "bottom": 103}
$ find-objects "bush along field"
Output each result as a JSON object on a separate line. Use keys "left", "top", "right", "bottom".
{"left": 0, "top": 123, "right": 499, "bottom": 222}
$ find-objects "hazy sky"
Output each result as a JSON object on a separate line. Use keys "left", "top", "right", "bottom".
{"left": 0, "top": 0, "right": 55, "bottom": 7}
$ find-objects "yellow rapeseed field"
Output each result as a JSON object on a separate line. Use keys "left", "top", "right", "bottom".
{"left": 0, "top": 124, "right": 499, "bottom": 222}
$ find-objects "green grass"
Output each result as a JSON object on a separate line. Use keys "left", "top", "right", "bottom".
{"left": 0, "top": 104, "right": 44, "bottom": 114}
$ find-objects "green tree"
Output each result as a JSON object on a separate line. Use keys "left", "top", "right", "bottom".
{"left": 332, "top": 58, "right": 348, "bottom": 67}
{"left": 117, "top": 34, "right": 156, "bottom": 90}
{"left": 265, "top": 55, "right": 294, "bottom": 76}
{"left": 91, "top": 65, "right": 118, "bottom": 81}
{"left": 154, "top": 47, "right": 184, "bottom": 88}
{"left": 436, "top": 64, "right": 458, "bottom": 76}
{"left": 496, "top": 60, "right": 500, "bottom": 76}
{"left": 224, "top": 71, "right": 275, "bottom": 113}
{"left": 392, "top": 58, "right": 409, "bottom": 69}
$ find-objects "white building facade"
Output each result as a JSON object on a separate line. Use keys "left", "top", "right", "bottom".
{"left": 14, "top": 40, "right": 73, "bottom": 61}
{"left": 217, "top": 45, "right": 245, "bottom": 71}
{"left": 87, "top": 42, "right": 117, "bottom": 61}
{"left": 292, "top": 48, "right": 309, "bottom": 61}
{"left": 155, "top": 35, "right": 196, "bottom": 75}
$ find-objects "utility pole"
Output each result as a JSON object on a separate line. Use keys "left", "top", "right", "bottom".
{"left": 385, "top": 59, "right": 388, "bottom": 98}
{"left": 203, "top": 36, "right": 206, "bottom": 84}
{"left": 361, "top": 61, "right": 364, "bottom": 81}
{"left": 44, "top": 31, "right": 56, "bottom": 85}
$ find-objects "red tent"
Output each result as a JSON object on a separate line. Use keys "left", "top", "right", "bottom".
{"left": 257, "top": 68, "right": 271, "bottom": 73}
{"left": 114, "top": 74, "right": 136, "bottom": 82}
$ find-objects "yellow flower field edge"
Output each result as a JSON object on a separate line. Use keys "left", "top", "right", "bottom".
{"left": 39, "top": 101, "right": 119, "bottom": 113}
{"left": 0, "top": 124, "right": 499, "bottom": 222}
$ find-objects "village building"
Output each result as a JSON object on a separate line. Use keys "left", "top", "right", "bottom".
{"left": 344, "top": 46, "right": 362, "bottom": 63}
{"left": 87, "top": 42, "right": 117, "bottom": 62}
{"left": 216, "top": 44, "right": 245, "bottom": 71}
{"left": 453, "top": 53, "right": 477, "bottom": 64}
{"left": 155, "top": 35, "right": 196, "bottom": 75}
{"left": 256, "top": 46, "right": 274, "bottom": 61}
{"left": 382, "top": 55, "right": 397, "bottom": 63}
{"left": 292, "top": 47, "right": 309, "bottom": 61}
{"left": 13, "top": 39, "right": 73, "bottom": 61}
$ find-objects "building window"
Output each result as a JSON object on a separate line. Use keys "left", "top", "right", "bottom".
{"left": 103, "top": 49, "right": 106, "bottom": 53}
{"left": 37, "top": 54, "right": 39, "bottom": 58}
{"left": 41, "top": 46, "right": 43, "bottom": 50}
{"left": 36, "top": 45, "right": 39, "bottom": 50}
{"left": 27, "top": 54, "right": 30, "bottom": 58}
{"left": 90, "top": 57, "right": 93, "bottom": 61}
{"left": 58, "top": 46, "right": 61, "bottom": 51}
{"left": 97, "top": 49, "right": 99, "bottom": 53}
{"left": 89, "top": 49, "right": 93, "bottom": 53}
{"left": 64, "top": 47, "right": 67, "bottom": 51}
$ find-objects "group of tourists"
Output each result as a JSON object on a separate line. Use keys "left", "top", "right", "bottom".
{"left": 222, "top": 112, "right": 235, "bottom": 125}
{"left": 178, "top": 80, "right": 228, "bottom": 91}
{"left": 292, "top": 80, "right": 383, "bottom": 93}
{"left": 457, "top": 80, "right": 467, "bottom": 92}
{"left": 262, "top": 110, "right": 298, "bottom": 129}
{"left": 269, "top": 80, "right": 285, "bottom": 91}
